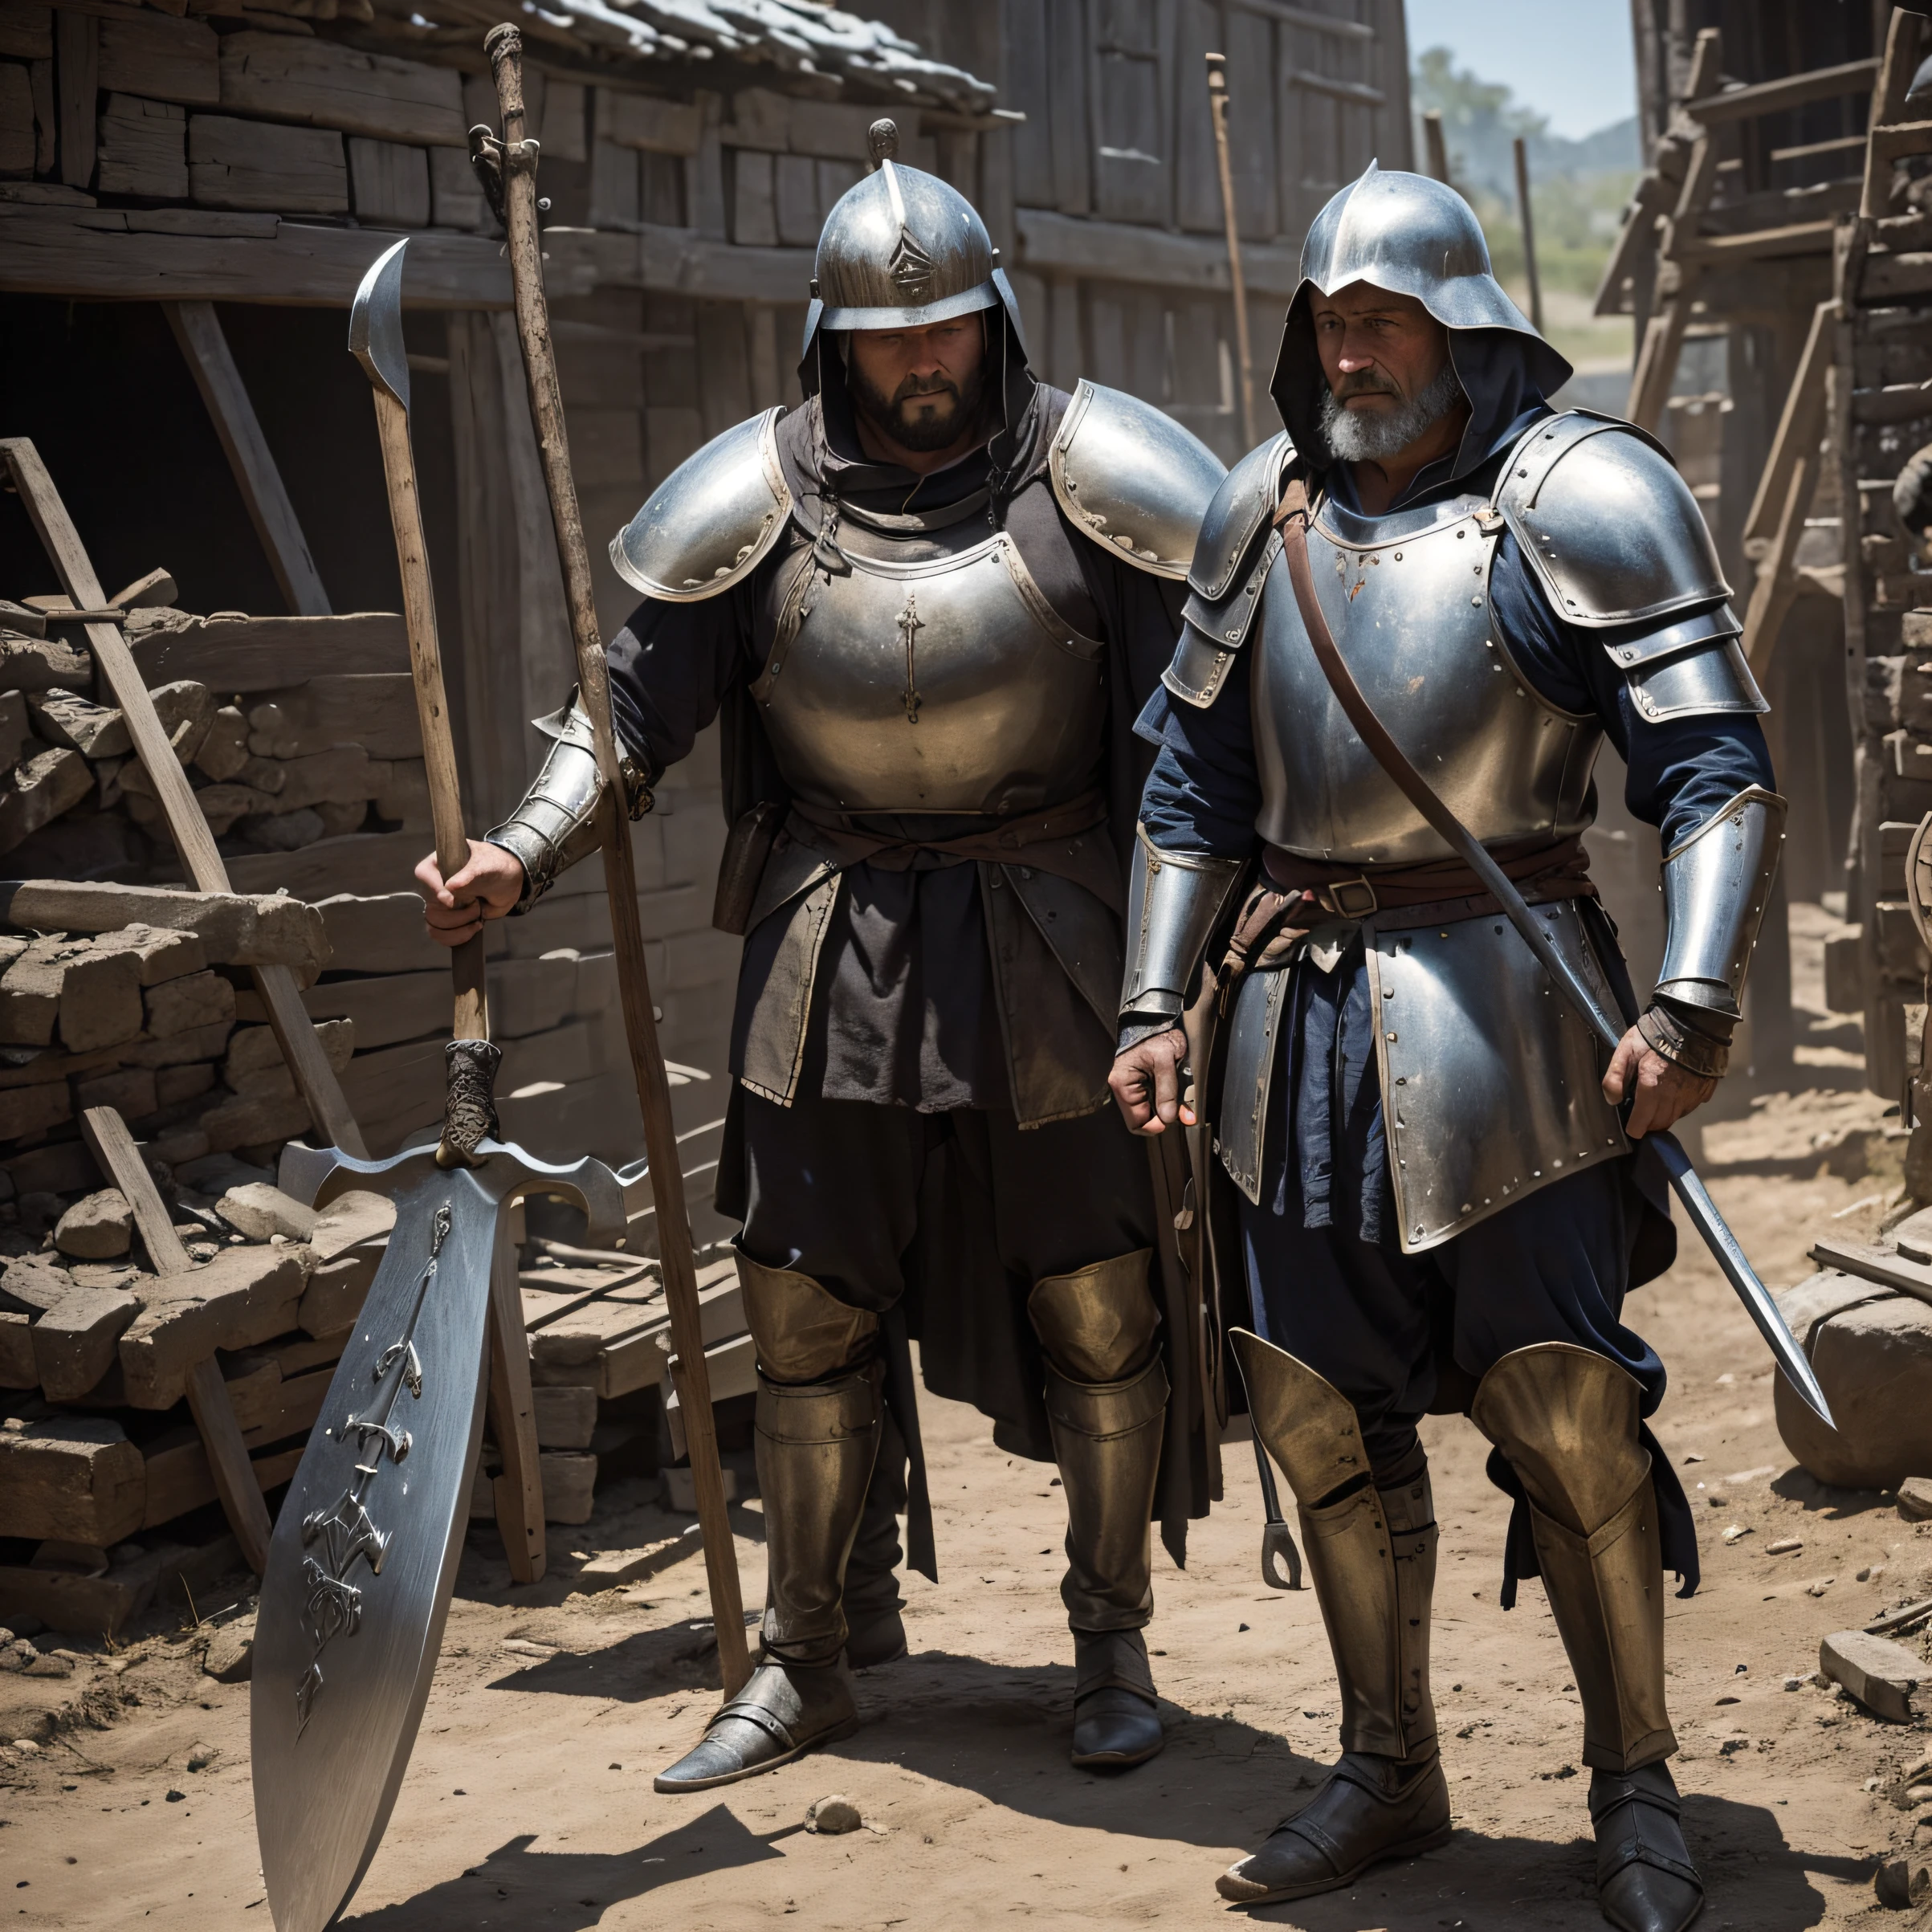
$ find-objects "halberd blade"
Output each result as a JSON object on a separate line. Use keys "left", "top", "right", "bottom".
{"left": 348, "top": 236, "right": 411, "bottom": 413}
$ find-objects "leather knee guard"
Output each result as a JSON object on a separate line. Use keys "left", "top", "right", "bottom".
{"left": 1471, "top": 1343, "right": 1676, "bottom": 1773}
{"left": 1231, "top": 1328, "right": 1437, "bottom": 1762}
{"left": 1029, "top": 1250, "right": 1167, "bottom": 1632}
{"left": 736, "top": 1249, "right": 880, "bottom": 1383}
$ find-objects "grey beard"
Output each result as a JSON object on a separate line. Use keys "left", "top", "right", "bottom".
{"left": 1319, "top": 361, "right": 1465, "bottom": 464}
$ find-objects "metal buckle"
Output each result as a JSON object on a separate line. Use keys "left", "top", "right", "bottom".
{"left": 1323, "top": 875, "right": 1378, "bottom": 918}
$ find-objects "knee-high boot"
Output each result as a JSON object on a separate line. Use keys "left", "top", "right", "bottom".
{"left": 1028, "top": 1249, "right": 1168, "bottom": 1768}
{"left": 1216, "top": 1328, "right": 1451, "bottom": 1906}
{"left": 655, "top": 1254, "right": 881, "bottom": 1793}
{"left": 1473, "top": 1343, "right": 1701, "bottom": 1932}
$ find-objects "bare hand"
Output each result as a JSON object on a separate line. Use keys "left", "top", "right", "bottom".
{"left": 1600, "top": 1023, "right": 1718, "bottom": 1139}
{"left": 415, "top": 839, "right": 525, "bottom": 948}
{"left": 1108, "top": 1028, "right": 1193, "bottom": 1136}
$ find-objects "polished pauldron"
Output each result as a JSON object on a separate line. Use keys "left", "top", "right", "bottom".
{"left": 1654, "top": 786, "right": 1787, "bottom": 1021}
{"left": 751, "top": 518, "right": 1107, "bottom": 816}
{"left": 609, "top": 409, "right": 793, "bottom": 604}
{"left": 1119, "top": 826, "right": 1243, "bottom": 1025}
{"left": 484, "top": 702, "right": 651, "bottom": 911}
{"left": 1048, "top": 381, "right": 1228, "bottom": 580}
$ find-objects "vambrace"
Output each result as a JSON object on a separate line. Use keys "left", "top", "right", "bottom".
{"left": 1650, "top": 786, "right": 1787, "bottom": 1053}
{"left": 484, "top": 698, "right": 654, "bottom": 912}
{"left": 1118, "top": 824, "right": 1243, "bottom": 1039}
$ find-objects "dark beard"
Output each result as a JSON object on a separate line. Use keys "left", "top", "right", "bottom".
{"left": 847, "top": 355, "right": 988, "bottom": 454}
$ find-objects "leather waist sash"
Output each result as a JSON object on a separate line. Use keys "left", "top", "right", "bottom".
{"left": 1262, "top": 831, "right": 1595, "bottom": 930}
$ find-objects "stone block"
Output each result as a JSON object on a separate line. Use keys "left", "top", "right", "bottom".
{"left": 1775, "top": 1277, "right": 1932, "bottom": 1489}
{"left": 126, "top": 1021, "right": 234, "bottom": 1070}
{"left": 0, "top": 633, "right": 88, "bottom": 692}
{"left": 0, "top": 745, "right": 92, "bottom": 856}
{"left": 0, "top": 935, "right": 74, "bottom": 1045}
{"left": 154, "top": 1062, "right": 214, "bottom": 1111}
{"left": 145, "top": 969, "right": 235, "bottom": 1038}
{"left": 0, "top": 1310, "right": 33, "bottom": 1386}
{"left": 1898, "top": 1474, "right": 1932, "bottom": 1521}
{"left": 193, "top": 1087, "right": 316, "bottom": 1156}
{"left": 25, "top": 690, "right": 128, "bottom": 758}
{"left": 533, "top": 1384, "right": 597, "bottom": 1450}
{"left": 0, "top": 880, "right": 331, "bottom": 973}
{"left": 222, "top": 1017, "right": 353, "bottom": 1087}
{"left": 72, "top": 1067, "right": 157, "bottom": 1122}
{"left": 215, "top": 1182, "right": 316, "bottom": 1242}
{"left": 0, "top": 1414, "right": 145, "bottom": 1544}
{"left": 58, "top": 944, "right": 144, "bottom": 1053}
{"left": 1820, "top": 1627, "right": 1926, "bottom": 1721}
{"left": 150, "top": 681, "right": 214, "bottom": 767}
{"left": 308, "top": 1188, "right": 394, "bottom": 1261}
{"left": 194, "top": 706, "right": 249, "bottom": 782}
{"left": 54, "top": 1189, "right": 133, "bottom": 1260}
{"left": 116, "top": 1242, "right": 309, "bottom": 1408}
{"left": 94, "top": 923, "right": 206, "bottom": 987}
{"left": 538, "top": 1449, "right": 597, "bottom": 1524}
{"left": 315, "top": 892, "right": 442, "bottom": 975}
{"left": 31, "top": 1282, "right": 141, "bottom": 1401}
{"left": 296, "top": 1249, "right": 376, "bottom": 1338}
{"left": 0, "top": 1078, "right": 72, "bottom": 1143}
{"left": 267, "top": 745, "right": 372, "bottom": 813}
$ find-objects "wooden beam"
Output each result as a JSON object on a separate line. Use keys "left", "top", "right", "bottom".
{"left": 164, "top": 300, "right": 331, "bottom": 619}
{"left": 1689, "top": 55, "right": 1882, "bottom": 125}
{"left": 79, "top": 1105, "right": 191, "bottom": 1274}
{"left": 1743, "top": 299, "right": 1833, "bottom": 550}
{"left": 54, "top": 10, "right": 96, "bottom": 192}
{"left": 0, "top": 438, "right": 368, "bottom": 1160}
{"left": 484, "top": 1217, "right": 545, "bottom": 1582}
{"left": 185, "top": 1353, "right": 275, "bottom": 1576}
{"left": 1865, "top": 11, "right": 1928, "bottom": 221}
{"left": 1014, "top": 206, "right": 1302, "bottom": 296}
{"left": 1670, "top": 218, "right": 1839, "bottom": 263}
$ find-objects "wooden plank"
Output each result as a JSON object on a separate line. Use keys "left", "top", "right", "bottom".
{"left": 0, "top": 62, "right": 35, "bottom": 177}
{"left": 96, "top": 10, "right": 217, "bottom": 106}
{"left": 188, "top": 114, "right": 347, "bottom": 215}
{"left": 1865, "top": 13, "right": 1926, "bottom": 222}
{"left": 54, "top": 8, "right": 95, "bottom": 190}
{"left": 597, "top": 88, "right": 700, "bottom": 156}
{"left": 486, "top": 1219, "right": 545, "bottom": 1581}
{"left": 0, "top": 437, "right": 367, "bottom": 1159}
{"left": 0, "top": 4, "right": 53, "bottom": 62}
{"left": 1015, "top": 205, "right": 1301, "bottom": 293}
{"left": 1859, "top": 251, "right": 1932, "bottom": 300}
{"left": 1743, "top": 299, "right": 1834, "bottom": 550}
{"left": 129, "top": 611, "right": 406, "bottom": 690}
{"left": 95, "top": 94, "right": 186, "bottom": 201}
{"left": 346, "top": 135, "right": 430, "bottom": 227}
{"left": 1690, "top": 56, "right": 1881, "bottom": 125}
{"left": 185, "top": 1352, "right": 274, "bottom": 1575}
{"left": 164, "top": 300, "right": 331, "bottom": 618}
{"left": 218, "top": 31, "right": 466, "bottom": 147}
{"left": 1673, "top": 218, "right": 1838, "bottom": 263}
{"left": 79, "top": 1103, "right": 190, "bottom": 1273}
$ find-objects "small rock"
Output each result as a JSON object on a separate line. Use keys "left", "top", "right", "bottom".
{"left": 1767, "top": 1537, "right": 1804, "bottom": 1555}
{"left": 165, "top": 1788, "right": 185, "bottom": 1803}
{"left": 1723, "top": 1524, "right": 1752, "bottom": 1543}
{"left": 52, "top": 1189, "right": 132, "bottom": 1260}
{"left": 185, "top": 1742, "right": 218, "bottom": 1773}
{"left": 1808, "top": 1576, "right": 1838, "bottom": 1597}
{"left": 1706, "top": 1493, "right": 1729, "bottom": 1507}
{"left": 499, "top": 1638, "right": 555, "bottom": 1658}
{"left": 1718, "top": 1736, "right": 1751, "bottom": 1755}
{"left": 1783, "top": 1675, "right": 1804, "bottom": 1691}
{"left": 808, "top": 1795, "right": 862, "bottom": 1835}
{"left": 202, "top": 1622, "right": 253, "bottom": 1683}
{"left": 1860, "top": 1566, "right": 1873, "bottom": 1581}
{"left": 1822, "top": 1628, "right": 1928, "bottom": 1722}
{"left": 214, "top": 1183, "right": 316, "bottom": 1244}
{"left": 1910, "top": 1784, "right": 1932, "bottom": 1805}
{"left": 24, "top": 1651, "right": 72, "bottom": 1677}
{"left": 1900, "top": 1478, "right": 1932, "bottom": 1523}
{"left": 11, "top": 1738, "right": 41, "bottom": 1754}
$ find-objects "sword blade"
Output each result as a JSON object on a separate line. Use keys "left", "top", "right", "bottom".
{"left": 1648, "top": 1129, "right": 1836, "bottom": 1428}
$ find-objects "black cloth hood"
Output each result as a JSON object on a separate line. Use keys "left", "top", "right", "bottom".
{"left": 1276, "top": 305, "right": 1563, "bottom": 512}
{"left": 785, "top": 307, "right": 1047, "bottom": 520}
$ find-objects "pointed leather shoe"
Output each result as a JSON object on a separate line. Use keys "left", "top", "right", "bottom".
{"left": 1592, "top": 1763, "right": 1703, "bottom": 1932}
{"left": 1070, "top": 1685, "right": 1164, "bottom": 1768}
{"left": 654, "top": 1661, "right": 858, "bottom": 1793}
{"left": 1217, "top": 1751, "right": 1452, "bottom": 1906}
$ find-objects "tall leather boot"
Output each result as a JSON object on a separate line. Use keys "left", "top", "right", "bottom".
{"left": 1217, "top": 1329, "right": 1450, "bottom": 1906}
{"left": 655, "top": 1256, "right": 882, "bottom": 1793}
{"left": 842, "top": 1408, "right": 909, "bottom": 1669}
{"left": 1473, "top": 1343, "right": 1701, "bottom": 1932}
{"left": 1029, "top": 1249, "right": 1168, "bottom": 1769}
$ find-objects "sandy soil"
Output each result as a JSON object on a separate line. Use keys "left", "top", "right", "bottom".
{"left": 6, "top": 1093, "right": 1930, "bottom": 1932}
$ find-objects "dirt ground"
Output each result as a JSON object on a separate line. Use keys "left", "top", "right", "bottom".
{"left": 6, "top": 1090, "right": 1931, "bottom": 1931}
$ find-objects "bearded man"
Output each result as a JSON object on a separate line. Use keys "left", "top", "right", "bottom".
{"left": 1110, "top": 165, "right": 1781, "bottom": 1932}
{"left": 418, "top": 124, "right": 1226, "bottom": 1789}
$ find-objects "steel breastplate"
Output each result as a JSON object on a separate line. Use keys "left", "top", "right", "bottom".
{"left": 1252, "top": 489, "right": 1600, "bottom": 862}
{"left": 752, "top": 512, "right": 1107, "bottom": 816}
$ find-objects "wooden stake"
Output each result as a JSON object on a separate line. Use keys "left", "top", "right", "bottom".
{"left": 486, "top": 22, "right": 749, "bottom": 1696}
{"left": 1204, "top": 53, "right": 1256, "bottom": 448}
{"left": 1422, "top": 109, "right": 1451, "bottom": 187}
{"left": 1512, "top": 136, "right": 1544, "bottom": 336}
{"left": 186, "top": 1355, "right": 275, "bottom": 1578}
{"left": 0, "top": 437, "right": 368, "bottom": 1159}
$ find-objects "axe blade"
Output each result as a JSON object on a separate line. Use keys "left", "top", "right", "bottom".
{"left": 348, "top": 236, "right": 411, "bottom": 413}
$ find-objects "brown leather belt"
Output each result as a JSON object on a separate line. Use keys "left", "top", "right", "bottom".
{"left": 1262, "top": 831, "right": 1596, "bottom": 931}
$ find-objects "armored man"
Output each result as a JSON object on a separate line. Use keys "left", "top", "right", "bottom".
{"left": 1111, "top": 165, "right": 1782, "bottom": 1932}
{"left": 420, "top": 125, "right": 1226, "bottom": 1785}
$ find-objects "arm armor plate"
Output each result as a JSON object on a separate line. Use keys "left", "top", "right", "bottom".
{"left": 1048, "top": 380, "right": 1228, "bottom": 579}
{"left": 484, "top": 700, "right": 654, "bottom": 913}
{"left": 608, "top": 409, "right": 793, "bottom": 603}
{"left": 1119, "top": 823, "right": 1244, "bottom": 1026}
{"left": 1654, "top": 786, "right": 1787, "bottom": 1024}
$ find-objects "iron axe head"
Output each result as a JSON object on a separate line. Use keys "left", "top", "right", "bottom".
{"left": 348, "top": 235, "right": 411, "bottom": 412}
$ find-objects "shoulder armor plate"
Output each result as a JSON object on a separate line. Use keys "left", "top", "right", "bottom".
{"left": 1049, "top": 380, "right": 1227, "bottom": 579}
{"left": 1498, "top": 410, "right": 1729, "bottom": 628}
{"left": 1187, "top": 434, "right": 1293, "bottom": 604}
{"left": 609, "top": 408, "right": 793, "bottom": 603}
{"left": 1602, "top": 602, "right": 1767, "bottom": 724}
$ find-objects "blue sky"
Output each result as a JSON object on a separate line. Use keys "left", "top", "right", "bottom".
{"left": 1404, "top": 0, "right": 1641, "bottom": 141}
